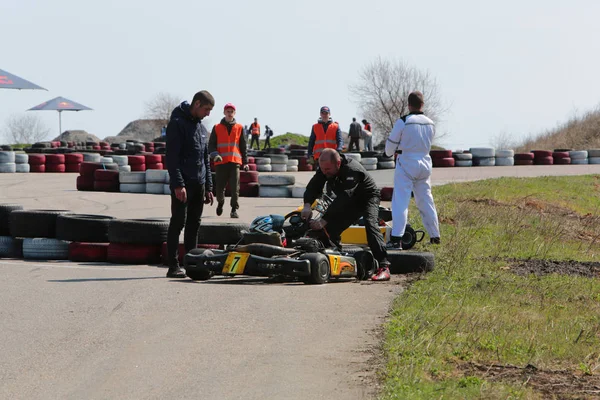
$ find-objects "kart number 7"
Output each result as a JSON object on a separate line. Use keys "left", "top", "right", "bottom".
{"left": 222, "top": 252, "right": 250, "bottom": 275}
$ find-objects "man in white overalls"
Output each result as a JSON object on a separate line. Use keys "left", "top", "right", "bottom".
{"left": 384, "top": 91, "right": 440, "bottom": 249}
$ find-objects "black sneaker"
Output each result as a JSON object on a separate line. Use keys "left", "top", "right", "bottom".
{"left": 166, "top": 266, "right": 186, "bottom": 278}
{"left": 216, "top": 202, "right": 224, "bottom": 216}
{"left": 230, "top": 210, "right": 239, "bottom": 218}
{"left": 430, "top": 237, "right": 441, "bottom": 245}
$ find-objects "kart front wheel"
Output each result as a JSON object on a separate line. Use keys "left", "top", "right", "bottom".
{"left": 299, "top": 252, "right": 330, "bottom": 284}
{"left": 186, "top": 268, "right": 213, "bottom": 281}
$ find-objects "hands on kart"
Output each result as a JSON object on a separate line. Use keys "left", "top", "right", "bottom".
{"left": 301, "top": 203, "right": 327, "bottom": 231}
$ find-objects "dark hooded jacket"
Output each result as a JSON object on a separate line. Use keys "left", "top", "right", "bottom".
{"left": 166, "top": 101, "right": 212, "bottom": 191}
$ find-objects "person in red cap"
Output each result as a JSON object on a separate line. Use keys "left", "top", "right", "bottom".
{"left": 208, "top": 103, "right": 249, "bottom": 218}
{"left": 307, "top": 106, "right": 343, "bottom": 162}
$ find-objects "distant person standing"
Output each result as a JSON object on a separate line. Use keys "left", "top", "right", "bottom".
{"left": 307, "top": 106, "right": 343, "bottom": 162}
{"left": 165, "top": 90, "right": 215, "bottom": 278}
{"left": 348, "top": 117, "right": 362, "bottom": 152}
{"left": 161, "top": 125, "right": 167, "bottom": 137}
{"left": 209, "top": 103, "right": 249, "bottom": 219}
{"left": 362, "top": 119, "right": 373, "bottom": 151}
{"left": 250, "top": 117, "right": 260, "bottom": 150}
{"left": 263, "top": 125, "right": 273, "bottom": 150}
{"left": 384, "top": 91, "right": 440, "bottom": 249}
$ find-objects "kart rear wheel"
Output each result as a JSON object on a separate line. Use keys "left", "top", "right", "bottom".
{"left": 299, "top": 252, "right": 330, "bottom": 284}
{"left": 186, "top": 267, "right": 213, "bottom": 281}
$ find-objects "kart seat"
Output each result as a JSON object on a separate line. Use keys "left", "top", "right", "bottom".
{"left": 241, "top": 230, "right": 284, "bottom": 247}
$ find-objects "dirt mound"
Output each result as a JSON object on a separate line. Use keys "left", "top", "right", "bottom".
{"left": 53, "top": 130, "right": 101, "bottom": 143}
{"left": 510, "top": 259, "right": 600, "bottom": 278}
{"left": 112, "top": 119, "right": 165, "bottom": 143}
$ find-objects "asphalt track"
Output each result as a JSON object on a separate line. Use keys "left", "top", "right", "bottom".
{"left": 1, "top": 164, "right": 599, "bottom": 400}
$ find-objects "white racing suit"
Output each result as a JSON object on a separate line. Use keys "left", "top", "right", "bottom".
{"left": 384, "top": 112, "right": 440, "bottom": 239}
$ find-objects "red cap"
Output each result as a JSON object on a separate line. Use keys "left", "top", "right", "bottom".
{"left": 224, "top": 103, "right": 236, "bottom": 111}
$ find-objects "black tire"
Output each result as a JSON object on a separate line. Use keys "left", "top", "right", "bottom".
{"left": 387, "top": 251, "right": 435, "bottom": 273}
{"left": 0, "top": 204, "right": 24, "bottom": 236}
{"left": 10, "top": 210, "right": 71, "bottom": 238}
{"left": 354, "top": 250, "right": 377, "bottom": 280}
{"left": 401, "top": 225, "right": 417, "bottom": 250}
{"left": 56, "top": 214, "right": 115, "bottom": 242}
{"left": 196, "top": 222, "right": 250, "bottom": 245}
{"left": 108, "top": 219, "right": 169, "bottom": 245}
{"left": 299, "top": 252, "right": 330, "bottom": 284}
{"left": 186, "top": 268, "right": 213, "bottom": 281}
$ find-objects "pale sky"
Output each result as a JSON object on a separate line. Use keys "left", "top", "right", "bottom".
{"left": 2, "top": 0, "right": 599, "bottom": 149}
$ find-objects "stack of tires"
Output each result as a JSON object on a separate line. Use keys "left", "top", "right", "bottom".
{"left": 145, "top": 154, "right": 163, "bottom": 170}
{"left": 45, "top": 154, "right": 66, "bottom": 173}
{"left": 258, "top": 174, "right": 295, "bottom": 198}
{"left": 107, "top": 219, "right": 169, "bottom": 264}
{"left": 77, "top": 162, "right": 119, "bottom": 191}
{"left": 128, "top": 155, "right": 146, "bottom": 171}
{"left": 552, "top": 150, "right": 571, "bottom": 165}
{"left": 146, "top": 169, "right": 168, "bottom": 195}
{"left": 514, "top": 152, "right": 534, "bottom": 166}
{"left": 470, "top": 148, "right": 495, "bottom": 166}
{"left": 0, "top": 151, "right": 16, "bottom": 173}
{"left": 28, "top": 154, "right": 46, "bottom": 172}
{"left": 286, "top": 158, "right": 299, "bottom": 172}
{"left": 111, "top": 155, "right": 130, "bottom": 172}
{"left": 119, "top": 171, "right": 146, "bottom": 193}
{"left": 57, "top": 214, "right": 114, "bottom": 262}
{"left": 570, "top": 150, "right": 588, "bottom": 165}
{"left": 532, "top": 150, "right": 553, "bottom": 165}
{"left": 255, "top": 157, "right": 272, "bottom": 172}
{"left": 269, "top": 154, "right": 288, "bottom": 172}
{"left": 246, "top": 156, "right": 257, "bottom": 171}
{"left": 93, "top": 169, "right": 120, "bottom": 192}
{"left": 65, "top": 153, "right": 83, "bottom": 173}
{"left": 588, "top": 149, "right": 600, "bottom": 164}
{"left": 494, "top": 150, "right": 515, "bottom": 166}
{"left": 453, "top": 151, "right": 473, "bottom": 167}
{"left": 10, "top": 210, "right": 72, "bottom": 260}
{"left": 143, "top": 142, "right": 155, "bottom": 153}
{"left": 291, "top": 185, "right": 305, "bottom": 198}
{"left": 430, "top": 150, "right": 455, "bottom": 168}
{"left": 15, "top": 153, "right": 29, "bottom": 173}
{"left": 0, "top": 204, "right": 24, "bottom": 258}
{"left": 239, "top": 171, "right": 259, "bottom": 197}
{"left": 83, "top": 153, "right": 101, "bottom": 163}
{"left": 360, "top": 156, "right": 378, "bottom": 171}
{"left": 345, "top": 153, "right": 361, "bottom": 166}
{"left": 377, "top": 154, "right": 395, "bottom": 169}
{"left": 297, "top": 156, "right": 313, "bottom": 172}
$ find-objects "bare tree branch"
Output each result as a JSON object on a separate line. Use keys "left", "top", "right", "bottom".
{"left": 143, "top": 92, "right": 181, "bottom": 124}
{"left": 3, "top": 113, "right": 50, "bottom": 144}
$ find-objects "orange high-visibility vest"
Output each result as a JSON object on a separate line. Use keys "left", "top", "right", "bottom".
{"left": 364, "top": 123, "right": 371, "bottom": 132}
{"left": 215, "top": 124, "right": 243, "bottom": 166}
{"left": 312, "top": 122, "right": 338, "bottom": 160}
{"left": 251, "top": 122, "right": 260, "bottom": 136}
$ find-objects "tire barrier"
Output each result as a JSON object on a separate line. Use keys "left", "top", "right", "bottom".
{"left": 108, "top": 219, "right": 169, "bottom": 245}
{"left": 0, "top": 236, "right": 23, "bottom": 257}
{"left": 107, "top": 243, "right": 162, "bottom": 264}
{"left": 196, "top": 222, "right": 250, "bottom": 245}
{"left": 10, "top": 210, "right": 71, "bottom": 238}
{"left": 56, "top": 214, "right": 114, "bottom": 243}
{"left": 23, "top": 238, "right": 70, "bottom": 260}
{"left": 0, "top": 204, "right": 23, "bottom": 236}
{"left": 432, "top": 157, "right": 455, "bottom": 168}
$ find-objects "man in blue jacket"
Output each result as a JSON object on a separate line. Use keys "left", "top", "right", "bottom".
{"left": 165, "top": 90, "right": 215, "bottom": 278}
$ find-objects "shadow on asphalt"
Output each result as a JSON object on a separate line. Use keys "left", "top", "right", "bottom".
{"left": 173, "top": 276, "right": 354, "bottom": 286}
{"left": 48, "top": 277, "right": 164, "bottom": 283}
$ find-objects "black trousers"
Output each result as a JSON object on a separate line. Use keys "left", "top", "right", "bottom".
{"left": 348, "top": 137, "right": 360, "bottom": 152}
{"left": 250, "top": 135, "right": 260, "bottom": 150}
{"left": 263, "top": 137, "right": 271, "bottom": 150}
{"left": 324, "top": 197, "right": 387, "bottom": 262}
{"left": 167, "top": 181, "right": 205, "bottom": 267}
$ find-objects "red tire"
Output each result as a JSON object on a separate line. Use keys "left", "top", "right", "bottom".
{"left": 432, "top": 157, "right": 455, "bottom": 168}
{"left": 535, "top": 156, "right": 554, "bottom": 165}
{"left": 380, "top": 187, "right": 393, "bottom": 201}
{"left": 554, "top": 157, "right": 571, "bottom": 165}
{"left": 239, "top": 182, "right": 259, "bottom": 197}
{"left": 94, "top": 169, "right": 120, "bottom": 182}
{"left": 247, "top": 156, "right": 255, "bottom": 164}
{"left": 532, "top": 150, "right": 552, "bottom": 158}
{"left": 145, "top": 154, "right": 162, "bottom": 164}
{"left": 65, "top": 163, "right": 81, "bottom": 173}
{"left": 246, "top": 163, "right": 257, "bottom": 171}
{"left": 93, "top": 180, "right": 119, "bottom": 192}
{"left": 46, "top": 163, "right": 66, "bottom": 173}
{"left": 147, "top": 162, "right": 163, "bottom": 170}
{"left": 99, "top": 141, "right": 109, "bottom": 147}
{"left": 45, "top": 154, "right": 65, "bottom": 164}
{"left": 430, "top": 150, "right": 452, "bottom": 159}
{"left": 28, "top": 154, "right": 45, "bottom": 165}
{"left": 514, "top": 152, "right": 535, "bottom": 160}
{"left": 76, "top": 175, "right": 95, "bottom": 191}
{"left": 69, "top": 242, "right": 109, "bottom": 262}
{"left": 29, "top": 164, "right": 45, "bottom": 173}
{"left": 79, "top": 162, "right": 104, "bottom": 178}
{"left": 552, "top": 151, "right": 569, "bottom": 159}
{"left": 514, "top": 159, "right": 534, "bottom": 166}
{"left": 160, "top": 242, "right": 220, "bottom": 265}
{"left": 240, "top": 171, "right": 259, "bottom": 183}
{"left": 128, "top": 155, "right": 145, "bottom": 165}
{"left": 107, "top": 243, "right": 162, "bottom": 264}
{"left": 65, "top": 153, "right": 83, "bottom": 163}
{"left": 92, "top": 145, "right": 101, "bottom": 150}
{"left": 130, "top": 163, "right": 146, "bottom": 172}
{"left": 298, "top": 164, "right": 313, "bottom": 172}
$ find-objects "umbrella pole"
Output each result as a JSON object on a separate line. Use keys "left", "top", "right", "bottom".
{"left": 58, "top": 110, "right": 62, "bottom": 136}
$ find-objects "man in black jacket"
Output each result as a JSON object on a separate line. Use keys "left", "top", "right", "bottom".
{"left": 165, "top": 90, "right": 215, "bottom": 278}
{"left": 301, "top": 148, "right": 391, "bottom": 281}
{"left": 348, "top": 117, "right": 362, "bottom": 152}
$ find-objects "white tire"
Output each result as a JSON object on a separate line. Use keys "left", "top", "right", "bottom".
{"left": 569, "top": 150, "right": 588, "bottom": 160}
{"left": 22, "top": 238, "right": 69, "bottom": 260}
{"left": 259, "top": 185, "right": 291, "bottom": 198}
{"left": 15, "top": 153, "right": 28, "bottom": 164}
{"left": 119, "top": 171, "right": 146, "bottom": 184}
{"left": 344, "top": 153, "right": 362, "bottom": 162}
{"left": 495, "top": 150, "right": 514, "bottom": 158}
{"left": 164, "top": 184, "right": 171, "bottom": 195}
{"left": 377, "top": 161, "right": 395, "bottom": 169}
{"left": 0, "top": 236, "right": 20, "bottom": 257}
{"left": 363, "top": 164, "right": 377, "bottom": 171}
{"left": 286, "top": 159, "right": 299, "bottom": 167}
{"left": 255, "top": 157, "right": 271, "bottom": 165}
{"left": 0, "top": 151, "right": 15, "bottom": 163}
{"left": 146, "top": 169, "right": 168, "bottom": 183}
{"left": 271, "top": 164, "right": 288, "bottom": 172}
{"left": 16, "top": 163, "right": 30, "bottom": 173}
{"left": 164, "top": 173, "right": 170, "bottom": 184}
{"left": 455, "top": 160, "right": 473, "bottom": 167}
{"left": 360, "top": 157, "right": 378, "bottom": 166}
{"left": 119, "top": 165, "right": 132, "bottom": 173}
{"left": 453, "top": 153, "right": 473, "bottom": 160}
{"left": 146, "top": 182, "right": 165, "bottom": 194}
{"left": 470, "top": 147, "right": 495, "bottom": 158}
{"left": 495, "top": 157, "right": 514, "bottom": 166}
{"left": 287, "top": 166, "right": 298, "bottom": 172}
{"left": 589, "top": 157, "right": 600, "bottom": 164}
{"left": 256, "top": 164, "right": 272, "bottom": 172}
{"left": 587, "top": 149, "right": 600, "bottom": 158}
{"left": 268, "top": 155, "right": 288, "bottom": 164}
{"left": 100, "top": 156, "right": 113, "bottom": 163}
{"left": 291, "top": 186, "right": 306, "bottom": 198}
{"left": 82, "top": 153, "right": 101, "bottom": 162}
{"left": 0, "top": 163, "right": 16, "bottom": 173}
{"left": 571, "top": 158, "right": 588, "bottom": 165}
{"left": 111, "top": 155, "right": 129, "bottom": 166}
{"left": 120, "top": 183, "right": 146, "bottom": 193}
{"left": 258, "top": 174, "right": 296, "bottom": 186}
{"left": 474, "top": 157, "right": 496, "bottom": 167}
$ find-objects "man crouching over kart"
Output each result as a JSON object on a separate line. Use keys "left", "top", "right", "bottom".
{"left": 301, "top": 148, "right": 391, "bottom": 281}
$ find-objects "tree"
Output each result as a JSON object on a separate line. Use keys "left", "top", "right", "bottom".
{"left": 3, "top": 113, "right": 50, "bottom": 144}
{"left": 349, "top": 57, "right": 446, "bottom": 144}
{"left": 143, "top": 92, "right": 181, "bottom": 124}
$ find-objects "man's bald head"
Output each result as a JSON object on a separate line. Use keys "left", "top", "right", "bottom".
{"left": 318, "top": 149, "right": 341, "bottom": 178}
{"left": 319, "top": 148, "right": 340, "bottom": 163}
